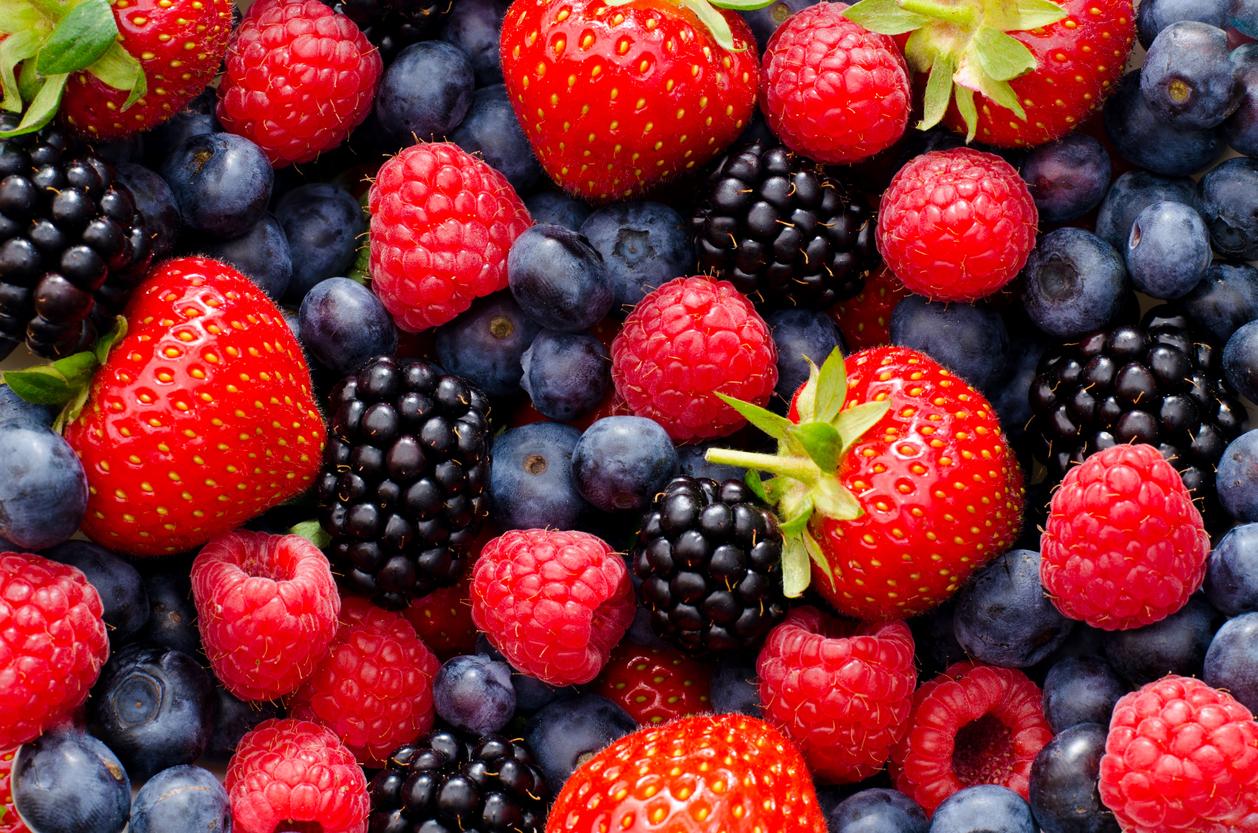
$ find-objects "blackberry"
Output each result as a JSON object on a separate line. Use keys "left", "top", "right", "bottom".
{"left": 324, "top": 0, "right": 452, "bottom": 65}
{"left": 1029, "top": 306, "right": 1247, "bottom": 524}
{"left": 317, "top": 356, "right": 490, "bottom": 609}
{"left": 367, "top": 730, "right": 548, "bottom": 833}
{"left": 693, "top": 142, "right": 877, "bottom": 309}
{"left": 633, "top": 475, "right": 789, "bottom": 660}
{"left": 0, "top": 120, "right": 152, "bottom": 360}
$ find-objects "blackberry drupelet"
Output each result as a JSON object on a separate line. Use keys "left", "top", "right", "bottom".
{"left": 317, "top": 356, "right": 490, "bottom": 609}
{"left": 323, "top": 0, "right": 452, "bottom": 65}
{"left": 0, "top": 120, "right": 152, "bottom": 359}
{"left": 693, "top": 142, "right": 877, "bottom": 309}
{"left": 633, "top": 475, "right": 789, "bottom": 660}
{"left": 1029, "top": 306, "right": 1247, "bottom": 524}
{"left": 367, "top": 729, "right": 548, "bottom": 833}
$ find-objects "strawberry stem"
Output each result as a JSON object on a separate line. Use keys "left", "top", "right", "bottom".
{"left": 896, "top": 0, "right": 977, "bottom": 27}
{"left": 704, "top": 449, "right": 819, "bottom": 484}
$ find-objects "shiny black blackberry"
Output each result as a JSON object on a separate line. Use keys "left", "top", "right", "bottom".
{"left": 317, "top": 356, "right": 490, "bottom": 609}
{"left": 324, "top": 0, "right": 452, "bottom": 65}
{"left": 0, "top": 120, "right": 152, "bottom": 360}
{"left": 693, "top": 143, "right": 877, "bottom": 309}
{"left": 368, "top": 730, "right": 548, "bottom": 833}
{"left": 1029, "top": 306, "right": 1247, "bottom": 523}
{"left": 633, "top": 475, "right": 789, "bottom": 660}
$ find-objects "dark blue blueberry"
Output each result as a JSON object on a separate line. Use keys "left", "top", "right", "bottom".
{"left": 94, "top": 135, "right": 144, "bottom": 167}
{"left": 520, "top": 329, "right": 611, "bottom": 421}
{"left": 1225, "top": 43, "right": 1258, "bottom": 155}
{"left": 709, "top": 650, "right": 761, "bottom": 718}
{"left": 442, "top": 0, "right": 512, "bottom": 85}
{"left": 433, "top": 653, "right": 517, "bottom": 734}
{"left": 571, "top": 416, "right": 679, "bottom": 513}
{"left": 524, "top": 190, "right": 592, "bottom": 231}
{"left": 930, "top": 785, "right": 1035, "bottom": 833}
{"left": 1197, "top": 156, "right": 1258, "bottom": 259}
{"left": 953, "top": 549, "right": 1074, "bottom": 668}
{"left": 740, "top": 0, "right": 820, "bottom": 52}
{"left": 1218, "top": 430, "right": 1258, "bottom": 521}
{"left": 43, "top": 540, "right": 149, "bottom": 647}
{"left": 1141, "top": 22, "right": 1242, "bottom": 129}
{"left": 1028, "top": 723, "right": 1119, "bottom": 833}
{"left": 990, "top": 334, "right": 1051, "bottom": 454}
{"left": 826, "top": 788, "right": 927, "bottom": 833}
{"left": 1019, "top": 228, "right": 1129, "bottom": 338}
{"left": 0, "top": 421, "right": 87, "bottom": 550}
{"left": 375, "top": 41, "right": 475, "bottom": 144}
{"left": 202, "top": 681, "right": 280, "bottom": 764}
{"left": 764, "top": 308, "right": 844, "bottom": 406}
{"left": 159, "top": 132, "right": 274, "bottom": 239}
{"left": 1019, "top": 134, "right": 1111, "bottom": 224}
{"left": 508, "top": 224, "right": 615, "bottom": 332}
{"left": 0, "top": 383, "right": 57, "bottom": 428}
{"left": 909, "top": 598, "right": 968, "bottom": 679}
{"left": 299, "top": 277, "right": 398, "bottom": 377}
{"left": 88, "top": 641, "right": 216, "bottom": 781}
{"left": 12, "top": 729, "right": 130, "bottom": 833}
{"left": 128, "top": 765, "right": 231, "bottom": 833}
{"left": 1233, "top": 0, "right": 1258, "bottom": 37}
{"left": 1138, "top": 0, "right": 1231, "bottom": 47}
{"left": 1224, "top": 319, "right": 1258, "bottom": 401}
{"left": 889, "top": 295, "right": 1008, "bottom": 395}
{"left": 116, "top": 162, "right": 180, "bottom": 263}
{"left": 1204, "top": 611, "right": 1258, "bottom": 712}
{"left": 579, "top": 201, "right": 692, "bottom": 314}
{"left": 489, "top": 421, "right": 593, "bottom": 530}
{"left": 1180, "top": 261, "right": 1258, "bottom": 342}
{"left": 1125, "top": 200, "right": 1212, "bottom": 299}
{"left": 1041, "top": 656, "right": 1127, "bottom": 734}
{"left": 143, "top": 89, "right": 220, "bottom": 171}
{"left": 274, "top": 183, "right": 367, "bottom": 304}
{"left": 1104, "top": 70, "right": 1224, "bottom": 176}
{"left": 522, "top": 692, "right": 638, "bottom": 794}
{"left": 1094, "top": 169, "right": 1198, "bottom": 253}
{"left": 450, "top": 85, "right": 542, "bottom": 194}
{"left": 474, "top": 633, "right": 575, "bottom": 713}
{"left": 1206, "top": 522, "right": 1258, "bottom": 615}
{"left": 1102, "top": 593, "right": 1224, "bottom": 686}
{"left": 138, "top": 571, "right": 202, "bottom": 657}
{"left": 197, "top": 211, "right": 292, "bottom": 300}
{"left": 676, "top": 441, "right": 747, "bottom": 482}
{"left": 434, "top": 291, "right": 542, "bottom": 398}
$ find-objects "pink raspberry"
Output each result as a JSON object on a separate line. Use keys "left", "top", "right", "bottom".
{"left": 471, "top": 529, "right": 636, "bottom": 686}
{"left": 191, "top": 530, "right": 341, "bottom": 701}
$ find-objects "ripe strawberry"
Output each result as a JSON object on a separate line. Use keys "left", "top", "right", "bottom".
{"left": 829, "top": 264, "right": 910, "bottom": 352}
{"left": 402, "top": 571, "right": 480, "bottom": 661}
{"left": 595, "top": 642, "right": 713, "bottom": 726}
{"left": 500, "top": 0, "right": 760, "bottom": 203}
{"left": 707, "top": 346, "right": 1024, "bottom": 621}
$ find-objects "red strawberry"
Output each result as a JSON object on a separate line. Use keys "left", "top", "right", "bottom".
{"left": 500, "top": 0, "right": 760, "bottom": 203}
{"left": 595, "top": 642, "right": 713, "bottom": 726}
{"left": 829, "top": 264, "right": 910, "bottom": 352}
{"left": 402, "top": 570, "right": 480, "bottom": 661}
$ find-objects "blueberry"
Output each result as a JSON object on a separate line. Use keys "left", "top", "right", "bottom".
{"left": 508, "top": 224, "right": 615, "bottom": 332}
{"left": 88, "top": 641, "right": 216, "bottom": 781}
{"left": 889, "top": 295, "right": 1008, "bottom": 395}
{"left": 299, "top": 277, "right": 398, "bottom": 377}
{"left": 433, "top": 653, "right": 517, "bottom": 734}
{"left": 826, "top": 788, "right": 927, "bottom": 833}
{"left": 909, "top": 598, "right": 968, "bottom": 679}
{"left": 12, "top": 729, "right": 131, "bottom": 833}
{"left": 571, "top": 416, "right": 679, "bottom": 513}
{"left": 1141, "top": 22, "right": 1242, "bottom": 129}
{"left": 522, "top": 692, "right": 638, "bottom": 794}
{"left": 1205, "top": 523, "right": 1258, "bottom": 615}
{"left": 115, "top": 162, "right": 180, "bottom": 263}
{"left": 990, "top": 334, "right": 1051, "bottom": 453}
{"left": 579, "top": 201, "right": 692, "bottom": 314}
{"left": 197, "top": 211, "right": 292, "bottom": 300}
{"left": 274, "top": 183, "right": 367, "bottom": 305}
{"left": 138, "top": 571, "right": 202, "bottom": 657}
{"left": 475, "top": 633, "right": 575, "bottom": 713}
{"left": 143, "top": 89, "right": 220, "bottom": 171}
{"left": 764, "top": 308, "right": 845, "bottom": 406}
{"left": 929, "top": 784, "right": 1035, "bottom": 833}
{"left": 1019, "top": 134, "right": 1112, "bottom": 224}
{"left": 1218, "top": 430, "right": 1258, "bottom": 521}
{"left": 1137, "top": 0, "right": 1231, "bottom": 47}
{"left": 0, "top": 383, "right": 57, "bottom": 428}
{"left": 375, "top": 41, "right": 475, "bottom": 144}
{"left": 676, "top": 441, "right": 747, "bottom": 483}
{"left": 441, "top": 0, "right": 512, "bottom": 85}
{"left": 1041, "top": 656, "right": 1127, "bottom": 733}
{"left": 450, "top": 85, "right": 542, "bottom": 194}
{"left": 1018, "top": 228, "right": 1129, "bottom": 338}
{"left": 159, "top": 132, "right": 274, "bottom": 239}
{"left": 709, "top": 650, "right": 761, "bottom": 718}
{"left": 1180, "top": 262, "right": 1258, "bottom": 343}
{"left": 1232, "top": 0, "right": 1258, "bottom": 37}
{"left": 520, "top": 329, "right": 611, "bottom": 421}
{"left": 953, "top": 549, "right": 1074, "bottom": 668}
{"left": 489, "top": 421, "right": 593, "bottom": 530}
{"left": 1203, "top": 611, "right": 1258, "bottom": 712}
{"left": 1094, "top": 169, "right": 1198, "bottom": 253}
{"left": 1225, "top": 43, "right": 1258, "bottom": 155}
{"left": 740, "top": 0, "right": 820, "bottom": 52}
{"left": 1224, "top": 319, "right": 1258, "bottom": 402}
{"left": 524, "top": 190, "right": 592, "bottom": 231}
{"left": 434, "top": 291, "right": 542, "bottom": 398}
{"left": 1028, "top": 723, "right": 1119, "bottom": 833}
{"left": 201, "top": 681, "right": 280, "bottom": 764}
{"left": 43, "top": 540, "right": 149, "bottom": 647}
{"left": 1197, "top": 156, "right": 1258, "bottom": 259}
{"left": 0, "top": 421, "right": 87, "bottom": 550}
{"left": 1104, "top": 70, "right": 1224, "bottom": 177}
{"left": 1102, "top": 593, "right": 1224, "bottom": 686}
{"left": 129, "top": 765, "right": 231, "bottom": 833}
{"left": 1125, "top": 200, "right": 1212, "bottom": 299}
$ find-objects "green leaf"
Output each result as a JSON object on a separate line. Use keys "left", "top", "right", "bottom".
{"left": 677, "top": 0, "right": 739, "bottom": 51}
{"left": 970, "top": 26, "right": 1036, "bottom": 81}
{"left": 802, "top": 531, "right": 833, "bottom": 583}
{"left": 792, "top": 422, "right": 841, "bottom": 473}
{"left": 0, "top": 1, "right": 44, "bottom": 36}
{"left": 34, "top": 0, "right": 117, "bottom": 76}
{"left": 708, "top": 0, "right": 778, "bottom": 10}
{"left": 813, "top": 348, "right": 848, "bottom": 425}
{"left": 956, "top": 46, "right": 1026, "bottom": 118}
{"left": 812, "top": 475, "right": 863, "bottom": 520}
{"left": 348, "top": 239, "right": 371, "bottom": 284}
{"left": 833, "top": 400, "right": 891, "bottom": 455}
{"left": 920, "top": 51, "right": 956, "bottom": 131}
{"left": 2, "top": 365, "right": 80, "bottom": 405}
{"left": 715, "top": 392, "right": 793, "bottom": 440}
{"left": 955, "top": 85, "right": 978, "bottom": 141}
{"left": 779, "top": 503, "right": 813, "bottom": 537}
{"left": 744, "top": 468, "right": 768, "bottom": 503}
{"left": 781, "top": 537, "right": 810, "bottom": 598}
{"left": 289, "top": 520, "right": 332, "bottom": 549}
{"left": 53, "top": 383, "right": 90, "bottom": 433}
{"left": 984, "top": 0, "right": 1068, "bottom": 31}
{"left": 842, "top": 0, "right": 929, "bottom": 34}
{"left": 0, "top": 30, "right": 42, "bottom": 113}
{"left": 50, "top": 350, "right": 98, "bottom": 389}
{"left": 85, "top": 41, "right": 146, "bottom": 108}
{"left": 0, "top": 72, "right": 67, "bottom": 137}
{"left": 93, "top": 315, "right": 127, "bottom": 365}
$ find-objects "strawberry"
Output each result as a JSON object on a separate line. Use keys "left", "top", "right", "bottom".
{"left": 500, "top": 0, "right": 760, "bottom": 203}
{"left": 707, "top": 346, "right": 1024, "bottom": 621}
{"left": 828, "top": 264, "right": 910, "bottom": 352}
{"left": 402, "top": 570, "right": 480, "bottom": 661}
{"left": 594, "top": 642, "right": 713, "bottom": 726}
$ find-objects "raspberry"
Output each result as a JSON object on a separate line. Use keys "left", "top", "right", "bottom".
{"left": 191, "top": 530, "right": 341, "bottom": 702}
{"left": 224, "top": 718, "right": 369, "bottom": 833}
{"left": 368, "top": 142, "right": 533, "bottom": 332}
{"left": 216, "top": 0, "right": 382, "bottom": 166}
{"left": 757, "top": 607, "right": 916, "bottom": 785}
{"left": 1041, "top": 443, "right": 1210, "bottom": 631}
{"left": 889, "top": 662, "right": 1053, "bottom": 814}
{"left": 286, "top": 596, "right": 440, "bottom": 766}
{"left": 0, "top": 747, "right": 28, "bottom": 833}
{"left": 760, "top": 3, "right": 911, "bottom": 164}
{"left": 470, "top": 529, "right": 636, "bottom": 686}
{"left": 1099, "top": 676, "right": 1258, "bottom": 833}
{"left": 610, "top": 276, "right": 778, "bottom": 443}
{"left": 0, "top": 552, "right": 108, "bottom": 748}
{"left": 875, "top": 148, "right": 1038, "bottom": 303}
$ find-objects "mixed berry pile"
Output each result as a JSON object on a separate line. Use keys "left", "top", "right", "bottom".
{"left": 4, "top": 0, "right": 1258, "bottom": 830}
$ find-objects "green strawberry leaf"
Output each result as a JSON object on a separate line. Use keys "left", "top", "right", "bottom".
{"left": 348, "top": 237, "right": 371, "bottom": 284}
{"left": 781, "top": 536, "right": 810, "bottom": 598}
{"left": 53, "top": 383, "right": 90, "bottom": 433}
{"left": 842, "top": 0, "right": 929, "bottom": 34}
{"left": 955, "top": 85, "right": 979, "bottom": 141}
{"left": 0, "top": 1, "right": 44, "bottom": 37}
{"left": 51, "top": 350, "right": 99, "bottom": 389}
{"left": 744, "top": 468, "right": 768, "bottom": 503}
{"left": 85, "top": 41, "right": 146, "bottom": 110}
{"left": 792, "top": 421, "right": 841, "bottom": 473}
{"left": 970, "top": 25, "right": 1037, "bottom": 81}
{"left": 94, "top": 315, "right": 127, "bottom": 365}
{"left": 0, "top": 30, "right": 42, "bottom": 113}
{"left": 34, "top": 0, "right": 117, "bottom": 76}
{"left": 708, "top": 0, "right": 778, "bottom": 10}
{"left": 956, "top": 48, "right": 1025, "bottom": 118}
{"left": 0, "top": 72, "right": 67, "bottom": 137}
{"left": 3, "top": 364, "right": 82, "bottom": 405}
{"left": 778, "top": 502, "right": 813, "bottom": 537}
{"left": 812, "top": 475, "right": 862, "bottom": 520}
{"left": 985, "top": 0, "right": 1068, "bottom": 31}
{"left": 677, "top": 0, "right": 740, "bottom": 51}
{"left": 920, "top": 51, "right": 956, "bottom": 131}
{"left": 715, "top": 392, "right": 793, "bottom": 440}
{"left": 833, "top": 400, "right": 891, "bottom": 456}
{"left": 803, "top": 530, "right": 833, "bottom": 582}
{"left": 813, "top": 348, "right": 848, "bottom": 425}
{"left": 290, "top": 520, "right": 332, "bottom": 549}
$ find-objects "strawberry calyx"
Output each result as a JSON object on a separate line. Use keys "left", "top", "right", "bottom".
{"left": 842, "top": 0, "right": 1068, "bottom": 139}
{"left": 705, "top": 348, "right": 889, "bottom": 598}
{"left": 602, "top": 0, "right": 776, "bottom": 52}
